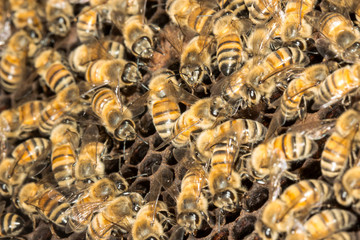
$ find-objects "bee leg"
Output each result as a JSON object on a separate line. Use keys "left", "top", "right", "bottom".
{"left": 298, "top": 96, "right": 307, "bottom": 120}
{"left": 50, "top": 224, "right": 62, "bottom": 239}
{"left": 283, "top": 170, "right": 299, "bottom": 181}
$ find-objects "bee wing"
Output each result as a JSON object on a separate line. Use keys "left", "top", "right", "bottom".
{"left": 65, "top": 201, "right": 104, "bottom": 234}
{"left": 80, "top": 124, "right": 100, "bottom": 156}
{"left": 170, "top": 82, "right": 199, "bottom": 105}
{"left": 169, "top": 226, "right": 185, "bottom": 240}
{"left": 287, "top": 119, "right": 336, "bottom": 140}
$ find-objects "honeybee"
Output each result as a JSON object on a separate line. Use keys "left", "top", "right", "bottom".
{"left": 17, "top": 182, "right": 70, "bottom": 228}
{"left": 0, "top": 202, "right": 25, "bottom": 238}
{"left": 177, "top": 165, "right": 209, "bottom": 234}
{"left": 192, "top": 118, "right": 267, "bottom": 162}
{"left": 0, "top": 212, "right": 25, "bottom": 238}
{"left": 239, "top": 47, "right": 310, "bottom": 108}
{"left": 44, "top": 62, "right": 76, "bottom": 93}
{"left": 312, "top": 62, "right": 360, "bottom": 110}
{"left": 146, "top": 68, "right": 198, "bottom": 140}
{"left": 311, "top": 12, "right": 360, "bottom": 63}
{"left": 322, "top": 231, "right": 360, "bottom": 240}
{"left": 0, "top": 30, "right": 30, "bottom": 93}
{"left": 280, "top": 0, "right": 316, "bottom": 44}
{"left": 286, "top": 209, "right": 357, "bottom": 240}
{"left": 217, "top": 0, "right": 248, "bottom": 18}
{"left": 132, "top": 201, "right": 172, "bottom": 240}
{"left": 277, "top": 64, "right": 330, "bottom": 124}
{"left": 34, "top": 48, "right": 62, "bottom": 79}
{"left": 0, "top": 158, "right": 27, "bottom": 197}
{"left": 69, "top": 39, "right": 125, "bottom": 73}
{"left": 45, "top": 0, "right": 74, "bottom": 37}
{"left": 212, "top": 10, "right": 249, "bottom": 76}
{"left": 321, "top": 106, "right": 360, "bottom": 182}
{"left": 73, "top": 125, "right": 106, "bottom": 187}
{"left": 246, "top": 26, "right": 277, "bottom": 62}
{"left": 86, "top": 192, "right": 144, "bottom": 239}
{"left": 255, "top": 180, "right": 333, "bottom": 240}
{"left": 12, "top": 8, "right": 44, "bottom": 44}
{"left": 171, "top": 96, "right": 228, "bottom": 148}
{"left": 91, "top": 87, "right": 139, "bottom": 142}
{"left": 180, "top": 35, "right": 215, "bottom": 89}
{"left": 9, "top": 0, "right": 37, "bottom": 12}
{"left": 67, "top": 173, "right": 128, "bottom": 233}
{"left": 50, "top": 117, "right": 80, "bottom": 188}
{"left": 334, "top": 166, "right": 360, "bottom": 216}
{"left": 244, "top": 0, "right": 281, "bottom": 24}
{"left": 39, "top": 84, "right": 82, "bottom": 135}
{"left": 247, "top": 132, "right": 318, "bottom": 181}
{"left": 85, "top": 59, "right": 141, "bottom": 89}
{"left": 208, "top": 137, "right": 247, "bottom": 212}
{"left": 121, "top": 14, "right": 154, "bottom": 59}
{"left": 76, "top": 6, "right": 104, "bottom": 43}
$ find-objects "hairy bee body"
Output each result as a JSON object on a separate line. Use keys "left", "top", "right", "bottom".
{"left": 256, "top": 180, "right": 332, "bottom": 240}
{"left": 12, "top": 8, "right": 44, "bottom": 44}
{"left": 51, "top": 143, "right": 77, "bottom": 188}
{"left": 172, "top": 97, "right": 227, "bottom": 148}
{"left": 123, "top": 15, "right": 154, "bottom": 59}
{"left": 0, "top": 213, "right": 25, "bottom": 237}
{"left": 217, "top": 0, "right": 248, "bottom": 18}
{"left": 86, "top": 193, "right": 143, "bottom": 240}
{"left": 69, "top": 40, "right": 125, "bottom": 73}
{"left": 244, "top": 0, "right": 280, "bottom": 24}
{"left": 76, "top": 6, "right": 103, "bottom": 43}
{"left": 312, "top": 63, "right": 360, "bottom": 110}
{"left": 248, "top": 132, "right": 318, "bottom": 180}
{"left": 85, "top": 59, "right": 141, "bottom": 88}
{"left": 132, "top": 201, "right": 170, "bottom": 240}
{"left": 334, "top": 166, "right": 360, "bottom": 215}
{"left": 0, "top": 158, "right": 27, "bottom": 197}
{"left": 177, "top": 166, "right": 209, "bottom": 234}
{"left": 45, "top": 63, "right": 76, "bottom": 93}
{"left": 91, "top": 88, "right": 136, "bottom": 141}
{"left": 45, "top": 0, "right": 73, "bottom": 37}
{"left": 286, "top": 209, "right": 357, "bottom": 240}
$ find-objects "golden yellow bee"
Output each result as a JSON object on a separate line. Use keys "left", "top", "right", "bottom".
{"left": 69, "top": 39, "right": 125, "bottom": 73}
{"left": 244, "top": 0, "right": 280, "bottom": 24}
{"left": 255, "top": 180, "right": 332, "bottom": 240}
{"left": 248, "top": 132, "right": 318, "bottom": 181}
{"left": 286, "top": 209, "right": 357, "bottom": 240}
{"left": 132, "top": 201, "right": 172, "bottom": 240}
{"left": 0, "top": 201, "right": 25, "bottom": 238}
{"left": 86, "top": 192, "right": 144, "bottom": 239}
{"left": 0, "top": 158, "right": 27, "bottom": 197}
{"left": 76, "top": 6, "right": 104, "bottom": 43}
{"left": 312, "top": 62, "right": 360, "bottom": 110}
{"left": 45, "top": 0, "right": 74, "bottom": 37}
{"left": 177, "top": 165, "right": 209, "bottom": 234}
{"left": 217, "top": 0, "right": 248, "bottom": 18}
{"left": 12, "top": 8, "right": 44, "bottom": 45}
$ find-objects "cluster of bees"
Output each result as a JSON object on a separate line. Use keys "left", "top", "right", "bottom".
{"left": 1, "top": 0, "right": 360, "bottom": 239}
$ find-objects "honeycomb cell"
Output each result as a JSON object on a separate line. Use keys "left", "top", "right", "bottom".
{"left": 129, "top": 142, "right": 149, "bottom": 165}
{"left": 140, "top": 154, "right": 162, "bottom": 176}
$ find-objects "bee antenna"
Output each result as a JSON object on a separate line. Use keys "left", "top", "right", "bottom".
{"left": 136, "top": 133, "right": 148, "bottom": 145}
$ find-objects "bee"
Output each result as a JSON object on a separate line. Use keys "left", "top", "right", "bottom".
{"left": 0, "top": 202, "right": 25, "bottom": 238}
{"left": 180, "top": 35, "right": 215, "bottom": 89}
{"left": 69, "top": 39, "right": 125, "bottom": 73}
{"left": 86, "top": 192, "right": 144, "bottom": 239}
{"left": 208, "top": 138, "right": 247, "bottom": 212}
{"left": 286, "top": 209, "right": 357, "bottom": 240}
{"left": 255, "top": 180, "right": 333, "bottom": 240}
{"left": 34, "top": 48, "right": 63, "bottom": 79}
{"left": 248, "top": 132, "right": 318, "bottom": 181}
{"left": 280, "top": 0, "right": 317, "bottom": 44}
{"left": 322, "top": 231, "right": 360, "bottom": 240}
{"left": 44, "top": 62, "right": 76, "bottom": 93}
{"left": 12, "top": 8, "right": 44, "bottom": 44}
{"left": 76, "top": 6, "right": 103, "bottom": 43}
{"left": 122, "top": 14, "right": 154, "bottom": 59}
{"left": 67, "top": 173, "right": 128, "bottom": 233}
{"left": 312, "top": 63, "right": 360, "bottom": 110}
{"left": 132, "top": 201, "right": 172, "bottom": 240}
{"left": 50, "top": 117, "right": 80, "bottom": 188}
{"left": 0, "top": 212, "right": 25, "bottom": 238}
{"left": 0, "top": 158, "right": 27, "bottom": 197}
{"left": 17, "top": 182, "right": 70, "bottom": 228}
{"left": 212, "top": 10, "right": 249, "bottom": 76}
{"left": 321, "top": 105, "right": 360, "bottom": 182}
{"left": 73, "top": 125, "right": 106, "bottom": 187}
{"left": 171, "top": 96, "right": 228, "bottom": 148}
{"left": 244, "top": 0, "right": 281, "bottom": 25}
{"left": 334, "top": 166, "right": 360, "bottom": 216}
{"left": 147, "top": 68, "right": 198, "bottom": 141}
{"left": 239, "top": 47, "right": 310, "bottom": 108}
{"left": 0, "top": 30, "right": 30, "bottom": 93}
{"left": 91, "top": 87, "right": 139, "bottom": 142}
{"left": 192, "top": 118, "right": 267, "bottom": 162}
{"left": 278, "top": 64, "right": 330, "bottom": 124}
{"left": 45, "top": 0, "right": 74, "bottom": 37}
{"left": 85, "top": 59, "right": 141, "bottom": 89}
{"left": 217, "top": 0, "right": 248, "bottom": 18}
{"left": 177, "top": 165, "right": 209, "bottom": 234}
{"left": 312, "top": 12, "right": 360, "bottom": 63}
{"left": 39, "top": 84, "right": 82, "bottom": 135}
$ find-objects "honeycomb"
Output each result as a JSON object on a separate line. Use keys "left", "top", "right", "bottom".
{"left": 1, "top": 0, "right": 360, "bottom": 239}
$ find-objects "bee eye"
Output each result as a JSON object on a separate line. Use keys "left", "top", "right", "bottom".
{"left": 248, "top": 88, "right": 256, "bottom": 100}
{"left": 293, "top": 40, "right": 305, "bottom": 51}
{"left": 341, "top": 190, "right": 348, "bottom": 201}
{"left": 133, "top": 203, "right": 141, "bottom": 212}
{"left": 1, "top": 183, "right": 8, "bottom": 193}
{"left": 264, "top": 227, "right": 272, "bottom": 238}
{"left": 145, "top": 237, "right": 156, "bottom": 240}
